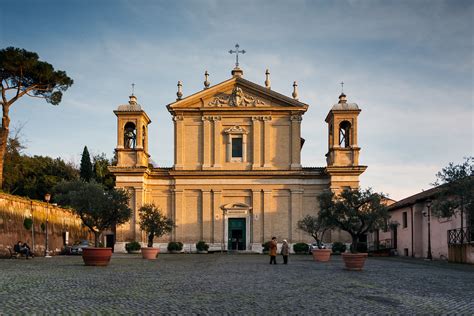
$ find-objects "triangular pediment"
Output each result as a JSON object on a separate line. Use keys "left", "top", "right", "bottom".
{"left": 167, "top": 77, "right": 308, "bottom": 111}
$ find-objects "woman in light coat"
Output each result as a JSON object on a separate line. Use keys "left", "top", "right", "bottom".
{"left": 281, "top": 239, "right": 289, "bottom": 264}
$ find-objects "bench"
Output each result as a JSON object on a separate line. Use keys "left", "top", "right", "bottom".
{"left": 7, "top": 246, "right": 31, "bottom": 259}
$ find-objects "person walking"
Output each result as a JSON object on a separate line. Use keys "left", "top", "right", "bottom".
{"left": 281, "top": 239, "right": 289, "bottom": 264}
{"left": 269, "top": 236, "right": 277, "bottom": 264}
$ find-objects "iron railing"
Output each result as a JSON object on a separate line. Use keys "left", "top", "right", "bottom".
{"left": 448, "top": 226, "right": 472, "bottom": 245}
{"left": 368, "top": 238, "right": 392, "bottom": 251}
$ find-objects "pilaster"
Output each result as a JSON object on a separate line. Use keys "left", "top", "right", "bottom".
{"left": 213, "top": 117, "right": 222, "bottom": 168}
{"left": 263, "top": 190, "right": 272, "bottom": 241}
{"left": 202, "top": 117, "right": 211, "bottom": 169}
{"left": 252, "top": 189, "right": 263, "bottom": 243}
{"left": 290, "top": 115, "right": 302, "bottom": 170}
{"left": 174, "top": 116, "right": 184, "bottom": 170}
{"left": 263, "top": 116, "right": 272, "bottom": 169}
{"left": 212, "top": 190, "right": 222, "bottom": 245}
{"left": 202, "top": 189, "right": 211, "bottom": 241}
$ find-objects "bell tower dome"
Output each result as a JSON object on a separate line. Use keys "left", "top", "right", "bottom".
{"left": 325, "top": 92, "right": 366, "bottom": 190}
{"left": 114, "top": 95, "right": 151, "bottom": 168}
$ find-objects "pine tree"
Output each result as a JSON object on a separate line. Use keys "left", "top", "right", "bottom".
{"left": 80, "top": 146, "right": 93, "bottom": 182}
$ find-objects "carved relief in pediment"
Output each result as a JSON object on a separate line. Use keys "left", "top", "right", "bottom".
{"left": 208, "top": 87, "right": 265, "bottom": 107}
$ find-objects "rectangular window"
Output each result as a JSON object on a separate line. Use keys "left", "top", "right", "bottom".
{"left": 231, "top": 137, "right": 243, "bottom": 158}
{"left": 402, "top": 211, "right": 408, "bottom": 228}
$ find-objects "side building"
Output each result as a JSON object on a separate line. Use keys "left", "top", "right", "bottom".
{"left": 109, "top": 66, "right": 367, "bottom": 252}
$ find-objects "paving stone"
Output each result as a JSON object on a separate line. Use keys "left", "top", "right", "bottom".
{"left": 0, "top": 254, "right": 472, "bottom": 314}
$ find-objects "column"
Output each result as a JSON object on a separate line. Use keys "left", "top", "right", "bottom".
{"left": 290, "top": 115, "right": 302, "bottom": 170}
{"left": 117, "top": 119, "right": 124, "bottom": 149}
{"left": 202, "top": 190, "right": 211, "bottom": 241}
{"left": 202, "top": 117, "right": 211, "bottom": 169}
{"left": 213, "top": 117, "right": 222, "bottom": 168}
{"left": 263, "top": 116, "right": 272, "bottom": 169}
{"left": 174, "top": 116, "right": 184, "bottom": 169}
{"left": 262, "top": 190, "right": 272, "bottom": 242}
{"left": 252, "top": 190, "right": 263, "bottom": 245}
{"left": 252, "top": 117, "right": 261, "bottom": 169}
{"left": 290, "top": 189, "right": 304, "bottom": 243}
{"left": 212, "top": 190, "right": 222, "bottom": 246}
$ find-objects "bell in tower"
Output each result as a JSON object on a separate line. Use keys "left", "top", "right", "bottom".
{"left": 114, "top": 94, "right": 151, "bottom": 168}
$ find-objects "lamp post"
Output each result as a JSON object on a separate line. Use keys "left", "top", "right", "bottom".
{"left": 426, "top": 199, "right": 432, "bottom": 260}
{"left": 44, "top": 193, "right": 51, "bottom": 258}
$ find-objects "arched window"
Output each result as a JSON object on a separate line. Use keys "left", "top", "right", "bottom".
{"left": 124, "top": 122, "right": 136, "bottom": 149}
{"left": 339, "top": 121, "right": 351, "bottom": 148}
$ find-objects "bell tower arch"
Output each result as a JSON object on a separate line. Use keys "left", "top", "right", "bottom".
{"left": 114, "top": 95, "right": 151, "bottom": 167}
{"left": 325, "top": 93, "right": 366, "bottom": 190}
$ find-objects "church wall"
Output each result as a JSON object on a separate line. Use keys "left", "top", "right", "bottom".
{"left": 271, "top": 118, "right": 291, "bottom": 168}
{"left": 184, "top": 119, "right": 203, "bottom": 170}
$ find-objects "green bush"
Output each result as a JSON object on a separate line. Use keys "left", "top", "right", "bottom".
{"left": 23, "top": 218, "right": 33, "bottom": 230}
{"left": 196, "top": 241, "right": 209, "bottom": 252}
{"left": 293, "top": 242, "right": 309, "bottom": 254}
{"left": 262, "top": 241, "right": 272, "bottom": 252}
{"left": 167, "top": 241, "right": 183, "bottom": 252}
{"left": 125, "top": 241, "right": 141, "bottom": 252}
{"left": 331, "top": 242, "right": 347, "bottom": 254}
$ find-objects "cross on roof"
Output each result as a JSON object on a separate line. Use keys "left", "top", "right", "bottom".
{"left": 131, "top": 83, "right": 135, "bottom": 96}
{"left": 340, "top": 81, "right": 344, "bottom": 93}
{"left": 229, "top": 43, "right": 246, "bottom": 68}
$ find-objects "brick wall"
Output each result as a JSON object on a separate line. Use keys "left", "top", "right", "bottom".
{"left": 0, "top": 192, "right": 89, "bottom": 256}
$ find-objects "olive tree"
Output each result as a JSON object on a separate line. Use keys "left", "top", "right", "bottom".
{"left": 138, "top": 204, "right": 175, "bottom": 247}
{"left": 318, "top": 188, "right": 389, "bottom": 253}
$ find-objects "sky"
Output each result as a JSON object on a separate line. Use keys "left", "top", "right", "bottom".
{"left": 1, "top": 0, "right": 473, "bottom": 200}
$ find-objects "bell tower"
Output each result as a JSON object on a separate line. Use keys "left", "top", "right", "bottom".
{"left": 325, "top": 93, "right": 366, "bottom": 190}
{"left": 114, "top": 95, "right": 151, "bottom": 168}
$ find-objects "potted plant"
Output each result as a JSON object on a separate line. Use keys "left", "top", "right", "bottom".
{"left": 167, "top": 241, "right": 183, "bottom": 253}
{"left": 261, "top": 241, "right": 271, "bottom": 254}
{"left": 293, "top": 243, "right": 309, "bottom": 254}
{"left": 297, "top": 214, "right": 332, "bottom": 262}
{"left": 331, "top": 242, "right": 347, "bottom": 255}
{"left": 54, "top": 180, "right": 132, "bottom": 266}
{"left": 138, "top": 204, "right": 174, "bottom": 259}
{"left": 196, "top": 241, "right": 209, "bottom": 253}
{"left": 125, "top": 241, "right": 141, "bottom": 254}
{"left": 319, "top": 188, "right": 389, "bottom": 270}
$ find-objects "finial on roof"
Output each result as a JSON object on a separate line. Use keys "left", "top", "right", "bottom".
{"left": 129, "top": 94, "right": 137, "bottom": 105}
{"left": 176, "top": 81, "right": 183, "bottom": 100}
{"left": 204, "top": 71, "right": 210, "bottom": 89}
{"left": 292, "top": 81, "right": 298, "bottom": 100}
{"left": 338, "top": 92, "right": 347, "bottom": 104}
{"left": 265, "top": 69, "right": 271, "bottom": 89}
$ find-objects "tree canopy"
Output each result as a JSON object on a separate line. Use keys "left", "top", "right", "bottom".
{"left": 0, "top": 47, "right": 73, "bottom": 186}
{"left": 431, "top": 157, "right": 473, "bottom": 229}
{"left": 318, "top": 188, "right": 389, "bottom": 253}
{"left": 53, "top": 180, "right": 131, "bottom": 247}
{"left": 138, "top": 204, "right": 175, "bottom": 247}
{"left": 3, "top": 131, "right": 78, "bottom": 199}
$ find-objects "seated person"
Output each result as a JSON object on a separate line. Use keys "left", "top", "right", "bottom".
{"left": 13, "top": 241, "right": 31, "bottom": 258}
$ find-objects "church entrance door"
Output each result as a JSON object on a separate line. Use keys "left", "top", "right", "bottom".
{"left": 228, "top": 218, "right": 246, "bottom": 250}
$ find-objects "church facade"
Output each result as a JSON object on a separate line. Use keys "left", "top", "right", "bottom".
{"left": 110, "top": 67, "right": 366, "bottom": 252}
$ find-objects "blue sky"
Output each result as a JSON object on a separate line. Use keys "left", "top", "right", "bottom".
{"left": 1, "top": 0, "right": 472, "bottom": 200}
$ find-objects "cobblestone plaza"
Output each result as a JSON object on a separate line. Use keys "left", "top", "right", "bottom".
{"left": 1, "top": 254, "right": 473, "bottom": 314}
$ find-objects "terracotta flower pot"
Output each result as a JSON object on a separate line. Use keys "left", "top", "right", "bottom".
{"left": 82, "top": 247, "right": 112, "bottom": 266}
{"left": 312, "top": 249, "right": 331, "bottom": 262}
{"left": 141, "top": 247, "right": 159, "bottom": 259}
{"left": 342, "top": 252, "right": 368, "bottom": 271}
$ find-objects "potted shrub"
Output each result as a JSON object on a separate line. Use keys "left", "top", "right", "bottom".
{"left": 331, "top": 242, "right": 347, "bottom": 255}
{"left": 293, "top": 242, "right": 309, "bottom": 254}
{"left": 125, "top": 241, "right": 141, "bottom": 254}
{"left": 138, "top": 204, "right": 175, "bottom": 259}
{"left": 196, "top": 241, "right": 209, "bottom": 253}
{"left": 54, "top": 180, "right": 132, "bottom": 266}
{"left": 167, "top": 241, "right": 183, "bottom": 253}
{"left": 297, "top": 214, "right": 332, "bottom": 262}
{"left": 319, "top": 188, "right": 389, "bottom": 270}
{"left": 261, "top": 241, "right": 271, "bottom": 254}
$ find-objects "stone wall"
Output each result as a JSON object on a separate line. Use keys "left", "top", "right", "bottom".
{"left": 0, "top": 192, "right": 89, "bottom": 256}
